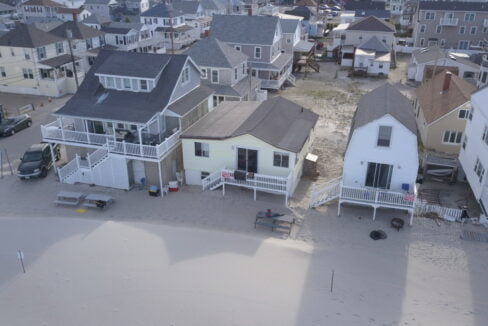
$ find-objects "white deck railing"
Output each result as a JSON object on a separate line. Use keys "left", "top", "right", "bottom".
{"left": 220, "top": 169, "right": 289, "bottom": 194}
{"left": 415, "top": 199, "right": 463, "bottom": 220}
{"left": 440, "top": 17, "right": 459, "bottom": 26}
{"left": 340, "top": 185, "right": 416, "bottom": 209}
{"left": 309, "top": 177, "right": 341, "bottom": 208}
{"left": 260, "top": 74, "right": 288, "bottom": 89}
{"left": 41, "top": 121, "right": 181, "bottom": 160}
{"left": 58, "top": 156, "right": 79, "bottom": 182}
{"left": 202, "top": 169, "right": 223, "bottom": 191}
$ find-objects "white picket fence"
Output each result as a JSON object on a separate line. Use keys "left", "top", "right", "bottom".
{"left": 415, "top": 200, "right": 464, "bottom": 220}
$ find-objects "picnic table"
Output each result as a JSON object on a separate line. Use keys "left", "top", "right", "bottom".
{"left": 83, "top": 194, "right": 114, "bottom": 209}
{"left": 255, "top": 211, "right": 294, "bottom": 235}
{"left": 54, "top": 191, "right": 86, "bottom": 206}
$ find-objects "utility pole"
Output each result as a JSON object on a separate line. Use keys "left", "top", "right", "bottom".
{"left": 167, "top": 1, "right": 175, "bottom": 55}
{"left": 66, "top": 29, "right": 79, "bottom": 89}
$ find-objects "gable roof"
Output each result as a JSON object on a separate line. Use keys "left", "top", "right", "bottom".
{"left": 354, "top": 9, "right": 390, "bottom": 19}
{"left": 412, "top": 46, "right": 480, "bottom": 69}
{"left": 181, "top": 96, "right": 318, "bottom": 153}
{"left": 295, "top": 0, "right": 316, "bottom": 7}
{"left": 419, "top": 1, "right": 488, "bottom": 12}
{"left": 22, "top": 0, "right": 64, "bottom": 7}
{"left": 183, "top": 37, "right": 248, "bottom": 68}
{"left": 82, "top": 13, "right": 112, "bottom": 25}
{"left": 172, "top": 0, "right": 200, "bottom": 15}
{"left": 55, "top": 50, "right": 205, "bottom": 124}
{"left": 346, "top": 15, "right": 395, "bottom": 33}
{"left": 344, "top": 0, "right": 385, "bottom": 11}
{"left": 284, "top": 6, "right": 313, "bottom": 20}
{"left": 210, "top": 15, "right": 280, "bottom": 46}
{"left": 200, "top": 0, "right": 226, "bottom": 11}
{"left": 101, "top": 21, "right": 143, "bottom": 33}
{"left": 415, "top": 70, "right": 476, "bottom": 124}
{"left": 57, "top": 6, "right": 86, "bottom": 14}
{"left": 140, "top": 3, "right": 184, "bottom": 17}
{"left": 280, "top": 18, "right": 300, "bottom": 34}
{"left": 49, "top": 21, "right": 104, "bottom": 39}
{"left": 0, "top": 23, "right": 64, "bottom": 47}
{"left": 350, "top": 83, "right": 416, "bottom": 135}
{"left": 358, "top": 35, "right": 390, "bottom": 53}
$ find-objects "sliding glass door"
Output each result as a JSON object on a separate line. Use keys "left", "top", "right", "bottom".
{"left": 365, "top": 162, "right": 393, "bottom": 189}
{"left": 237, "top": 148, "right": 258, "bottom": 173}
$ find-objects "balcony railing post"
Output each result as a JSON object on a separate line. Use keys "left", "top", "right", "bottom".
{"left": 59, "top": 118, "right": 65, "bottom": 141}
{"left": 123, "top": 140, "right": 127, "bottom": 155}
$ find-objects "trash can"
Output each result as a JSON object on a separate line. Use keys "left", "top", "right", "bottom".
{"left": 148, "top": 185, "right": 160, "bottom": 197}
{"left": 169, "top": 181, "right": 179, "bottom": 192}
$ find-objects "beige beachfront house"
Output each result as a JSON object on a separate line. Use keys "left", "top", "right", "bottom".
{"left": 180, "top": 96, "right": 318, "bottom": 201}
{"left": 415, "top": 70, "right": 476, "bottom": 155}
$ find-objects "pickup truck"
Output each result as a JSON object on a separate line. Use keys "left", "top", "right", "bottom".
{"left": 18, "top": 143, "right": 60, "bottom": 179}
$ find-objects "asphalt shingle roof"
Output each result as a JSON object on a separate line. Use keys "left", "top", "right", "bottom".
{"left": 49, "top": 21, "right": 105, "bottom": 40}
{"left": 280, "top": 18, "right": 300, "bottom": 34}
{"left": 101, "top": 21, "right": 143, "bottom": 33}
{"left": 344, "top": 0, "right": 385, "bottom": 11}
{"left": 0, "top": 23, "right": 64, "bottom": 48}
{"left": 172, "top": 1, "right": 200, "bottom": 15}
{"left": 181, "top": 96, "right": 318, "bottom": 153}
{"left": 419, "top": 1, "right": 488, "bottom": 12}
{"left": 82, "top": 14, "right": 112, "bottom": 25}
{"left": 56, "top": 50, "right": 197, "bottom": 124}
{"left": 358, "top": 36, "right": 390, "bottom": 53}
{"left": 22, "top": 0, "right": 64, "bottom": 7}
{"left": 412, "top": 46, "right": 480, "bottom": 69}
{"left": 415, "top": 70, "right": 476, "bottom": 124}
{"left": 184, "top": 37, "right": 248, "bottom": 68}
{"left": 350, "top": 83, "right": 416, "bottom": 135}
{"left": 95, "top": 50, "right": 170, "bottom": 78}
{"left": 284, "top": 6, "right": 312, "bottom": 20}
{"left": 210, "top": 15, "right": 280, "bottom": 46}
{"left": 346, "top": 15, "right": 395, "bottom": 33}
{"left": 141, "top": 3, "right": 184, "bottom": 18}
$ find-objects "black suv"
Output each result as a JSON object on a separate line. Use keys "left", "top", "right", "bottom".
{"left": 18, "top": 143, "right": 60, "bottom": 179}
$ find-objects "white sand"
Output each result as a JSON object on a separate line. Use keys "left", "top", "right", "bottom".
{"left": 1, "top": 210, "right": 487, "bottom": 326}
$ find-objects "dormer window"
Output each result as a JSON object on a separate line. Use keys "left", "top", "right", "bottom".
{"left": 123, "top": 78, "right": 131, "bottom": 89}
{"left": 254, "top": 47, "right": 261, "bottom": 59}
{"left": 181, "top": 66, "right": 190, "bottom": 84}
{"left": 140, "top": 80, "right": 148, "bottom": 90}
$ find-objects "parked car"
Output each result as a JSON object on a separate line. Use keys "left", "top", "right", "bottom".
{"left": 18, "top": 143, "right": 60, "bottom": 179}
{"left": 319, "top": 4, "right": 330, "bottom": 9}
{"left": 331, "top": 10, "right": 339, "bottom": 16}
{"left": 0, "top": 114, "right": 32, "bottom": 136}
{"left": 332, "top": 5, "right": 341, "bottom": 11}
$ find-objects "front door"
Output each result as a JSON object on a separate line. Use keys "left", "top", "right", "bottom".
{"left": 365, "top": 162, "right": 393, "bottom": 189}
{"left": 237, "top": 148, "right": 258, "bottom": 173}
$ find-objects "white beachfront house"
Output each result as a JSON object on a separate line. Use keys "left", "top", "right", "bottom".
{"left": 41, "top": 50, "right": 214, "bottom": 192}
{"left": 310, "top": 83, "right": 419, "bottom": 224}
{"left": 459, "top": 87, "right": 488, "bottom": 217}
{"left": 180, "top": 96, "right": 318, "bottom": 203}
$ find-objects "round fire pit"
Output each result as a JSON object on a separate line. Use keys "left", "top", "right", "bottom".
{"left": 391, "top": 218, "right": 405, "bottom": 232}
{"left": 370, "top": 230, "right": 387, "bottom": 240}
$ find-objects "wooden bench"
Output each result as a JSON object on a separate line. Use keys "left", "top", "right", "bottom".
{"left": 54, "top": 191, "right": 85, "bottom": 206}
{"left": 254, "top": 214, "right": 294, "bottom": 235}
{"left": 82, "top": 194, "right": 114, "bottom": 209}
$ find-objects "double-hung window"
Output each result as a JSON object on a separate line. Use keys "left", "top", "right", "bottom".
{"left": 211, "top": 70, "right": 218, "bottom": 83}
{"left": 55, "top": 42, "right": 64, "bottom": 54}
{"left": 254, "top": 47, "right": 261, "bottom": 59}
{"left": 458, "top": 109, "right": 469, "bottom": 119}
{"left": 377, "top": 126, "right": 392, "bottom": 147}
{"left": 443, "top": 130, "right": 463, "bottom": 144}
{"left": 36, "top": 47, "right": 46, "bottom": 59}
{"left": 273, "top": 152, "right": 289, "bottom": 168}
{"left": 140, "top": 80, "right": 148, "bottom": 90}
{"left": 0, "top": 67, "right": 5, "bottom": 77}
{"left": 22, "top": 68, "right": 33, "bottom": 79}
{"left": 474, "top": 158, "right": 485, "bottom": 183}
{"left": 194, "top": 142, "right": 209, "bottom": 157}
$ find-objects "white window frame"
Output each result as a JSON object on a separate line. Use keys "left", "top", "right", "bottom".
{"left": 474, "top": 158, "right": 485, "bottom": 183}
{"left": 464, "top": 12, "right": 475, "bottom": 22}
{"left": 211, "top": 69, "right": 219, "bottom": 84}
{"left": 419, "top": 24, "right": 426, "bottom": 33}
{"left": 470, "top": 26, "right": 477, "bottom": 35}
{"left": 442, "top": 130, "right": 463, "bottom": 144}
{"left": 436, "top": 25, "right": 442, "bottom": 34}
{"left": 181, "top": 66, "right": 189, "bottom": 84}
{"left": 194, "top": 142, "right": 209, "bottom": 157}
{"left": 425, "top": 11, "right": 435, "bottom": 20}
{"left": 458, "top": 40, "right": 469, "bottom": 50}
{"left": 0, "top": 66, "right": 5, "bottom": 77}
{"left": 377, "top": 125, "right": 392, "bottom": 147}
{"left": 254, "top": 46, "right": 261, "bottom": 59}
{"left": 419, "top": 38, "right": 425, "bottom": 47}
{"left": 458, "top": 109, "right": 469, "bottom": 120}
{"left": 273, "top": 152, "right": 290, "bottom": 168}
{"left": 459, "top": 26, "right": 466, "bottom": 35}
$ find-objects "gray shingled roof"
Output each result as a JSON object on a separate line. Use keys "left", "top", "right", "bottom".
{"left": 55, "top": 51, "right": 197, "bottom": 124}
{"left": 84, "top": 0, "right": 112, "bottom": 5}
{"left": 141, "top": 3, "right": 184, "bottom": 17}
{"left": 0, "top": 23, "right": 64, "bottom": 48}
{"left": 49, "top": 21, "right": 105, "bottom": 40}
{"left": 167, "top": 85, "right": 214, "bottom": 116}
{"left": 95, "top": 50, "right": 170, "bottom": 78}
{"left": 419, "top": 1, "right": 488, "bottom": 12}
{"left": 184, "top": 37, "right": 248, "bottom": 68}
{"left": 346, "top": 15, "right": 395, "bottom": 33}
{"left": 344, "top": 0, "right": 385, "bottom": 11}
{"left": 210, "top": 15, "right": 280, "bottom": 46}
{"left": 284, "top": 6, "right": 312, "bottom": 20}
{"left": 280, "top": 18, "right": 300, "bottom": 34}
{"left": 181, "top": 96, "right": 318, "bottom": 153}
{"left": 200, "top": 0, "right": 226, "bottom": 11}
{"left": 82, "top": 14, "right": 112, "bottom": 25}
{"left": 172, "top": 0, "right": 200, "bottom": 15}
{"left": 350, "top": 83, "right": 416, "bottom": 136}
{"left": 358, "top": 36, "right": 390, "bottom": 53}
{"left": 22, "top": 0, "right": 65, "bottom": 7}
{"left": 412, "top": 46, "right": 480, "bottom": 69}
{"left": 101, "top": 21, "right": 143, "bottom": 33}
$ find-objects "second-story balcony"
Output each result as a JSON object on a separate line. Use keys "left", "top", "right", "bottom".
{"left": 440, "top": 17, "right": 459, "bottom": 26}
{"left": 41, "top": 116, "right": 181, "bottom": 161}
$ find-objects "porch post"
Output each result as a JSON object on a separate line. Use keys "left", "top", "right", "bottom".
{"left": 222, "top": 182, "right": 225, "bottom": 197}
{"left": 138, "top": 127, "right": 143, "bottom": 157}
{"left": 409, "top": 209, "right": 414, "bottom": 226}
{"left": 158, "top": 161, "right": 164, "bottom": 198}
{"left": 59, "top": 117, "right": 65, "bottom": 141}
{"left": 373, "top": 206, "right": 377, "bottom": 221}
{"left": 157, "top": 115, "right": 162, "bottom": 143}
{"left": 337, "top": 201, "right": 341, "bottom": 216}
{"left": 84, "top": 120, "right": 91, "bottom": 144}
{"left": 49, "top": 143, "right": 58, "bottom": 175}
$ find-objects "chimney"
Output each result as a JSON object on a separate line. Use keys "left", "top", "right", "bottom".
{"left": 442, "top": 71, "right": 452, "bottom": 92}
